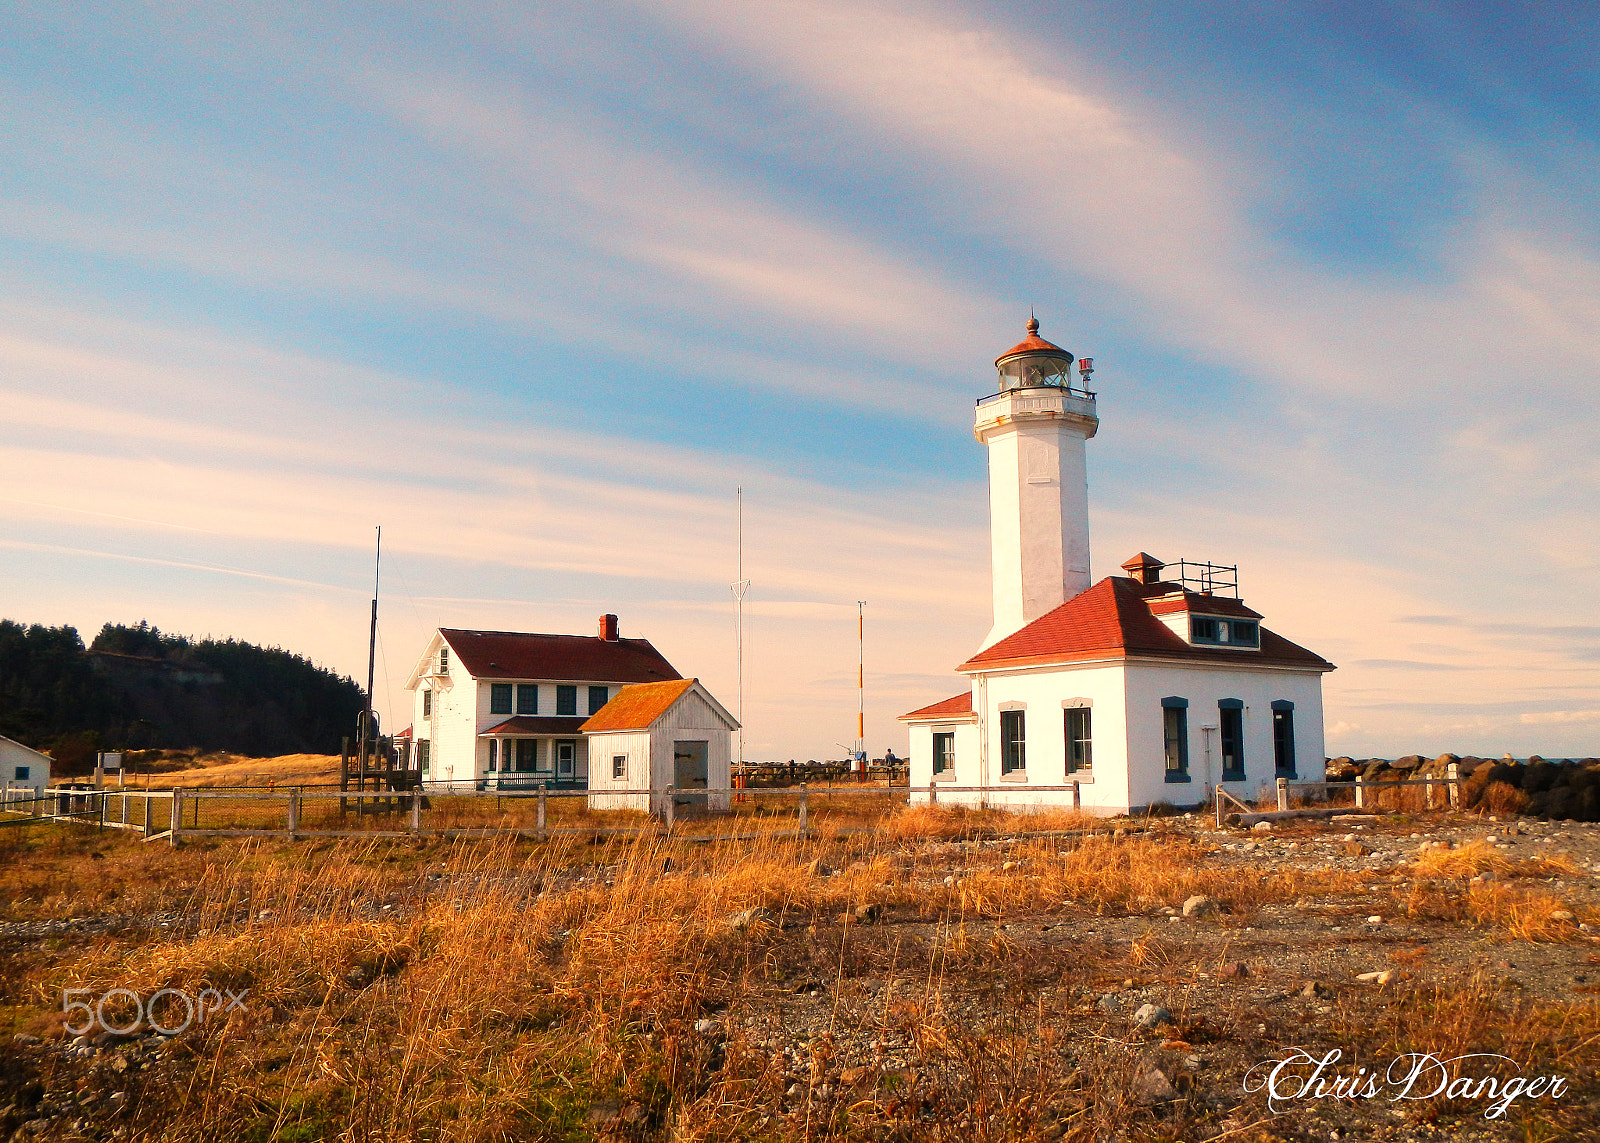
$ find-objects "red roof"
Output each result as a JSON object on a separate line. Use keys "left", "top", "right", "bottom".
{"left": 439, "top": 629, "right": 680, "bottom": 684}
{"left": 1145, "top": 592, "right": 1262, "bottom": 619}
{"left": 899, "top": 691, "right": 975, "bottom": 721}
{"left": 996, "top": 316, "right": 1072, "bottom": 365}
{"left": 579, "top": 678, "right": 699, "bottom": 732}
{"left": 481, "top": 716, "right": 587, "bottom": 736}
{"left": 958, "top": 577, "right": 1333, "bottom": 672}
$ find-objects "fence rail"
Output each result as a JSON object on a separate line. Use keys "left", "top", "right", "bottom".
{"left": 14, "top": 769, "right": 1469, "bottom": 844}
{"left": 1215, "top": 766, "right": 1463, "bottom": 827}
{"left": 10, "top": 779, "right": 1097, "bottom": 845}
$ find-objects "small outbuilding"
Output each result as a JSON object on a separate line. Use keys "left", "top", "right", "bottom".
{"left": 0, "top": 734, "right": 52, "bottom": 799}
{"left": 581, "top": 678, "right": 737, "bottom": 816}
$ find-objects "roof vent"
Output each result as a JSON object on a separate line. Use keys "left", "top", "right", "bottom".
{"left": 598, "top": 613, "right": 620, "bottom": 642}
{"left": 1120, "top": 552, "right": 1165, "bottom": 586}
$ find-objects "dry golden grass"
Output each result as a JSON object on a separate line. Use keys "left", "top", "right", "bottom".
{"left": 4, "top": 807, "right": 1598, "bottom": 1141}
{"left": 141, "top": 753, "right": 343, "bottom": 788}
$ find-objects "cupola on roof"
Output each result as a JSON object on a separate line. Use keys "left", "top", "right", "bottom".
{"left": 995, "top": 315, "right": 1078, "bottom": 391}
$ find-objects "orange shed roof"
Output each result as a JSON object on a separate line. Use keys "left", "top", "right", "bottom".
{"left": 580, "top": 678, "right": 699, "bottom": 732}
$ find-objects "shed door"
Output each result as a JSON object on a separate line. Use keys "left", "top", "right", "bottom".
{"left": 673, "top": 741, "right": 709, "bottom": 810}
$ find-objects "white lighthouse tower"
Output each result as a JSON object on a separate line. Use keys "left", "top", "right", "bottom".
{"left": 976, "top": 316, "right": 1098, "bottom": 649}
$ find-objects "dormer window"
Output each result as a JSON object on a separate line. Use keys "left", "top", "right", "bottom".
{"left": 1191, "top": 617, "right": 1259, "bottom": 648}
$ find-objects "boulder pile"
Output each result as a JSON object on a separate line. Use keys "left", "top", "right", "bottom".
{"left": 1322, "top": 754, "right": 1600, "bottom": 821}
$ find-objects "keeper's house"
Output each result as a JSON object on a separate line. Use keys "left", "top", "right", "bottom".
{"left": 404, "top": 614, "right": 681, "bottom": 790}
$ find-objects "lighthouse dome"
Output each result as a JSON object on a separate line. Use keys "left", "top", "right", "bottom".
{"left": 995, "top": 316, "right": 1076, "bottom": 391}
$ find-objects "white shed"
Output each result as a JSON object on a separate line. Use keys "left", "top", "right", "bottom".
{"left": 0, "top": 734, "right": 52, "bottom": 800}
{"left": 581, "top": 678, "right": 738, "bottom": 815}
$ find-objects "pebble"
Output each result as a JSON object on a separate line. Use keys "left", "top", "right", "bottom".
{"left": 1134, "top": 1065, "right": 1178, "bottom": 1103}
{"left": 726, "top": 907, "right": 777, "bottom": 933}
{"left": 1132, "top": 1003, "right": 1173, "bottom": 1028}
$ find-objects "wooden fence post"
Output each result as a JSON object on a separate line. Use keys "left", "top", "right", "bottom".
{"left": 170, "top": 789, "right": 183, "bottom": 848}
{"left": 1071, "top": 780, "right": 1081, "bottom": 811}
{"left": 410, "top": 792, "right": 422, "bottom": 835}
{"left": 664, "top": 784, "right": 675, "bottom": 833}
{"left": 537, "top": 788, "right": 547, "bottom": 841}
{"left": 287, "top": 789, "right": 300, "bottom": 840}
{"left": 928, "top": 779, "right": 937, "bottom": 807}
{"left": 97, "top": 791, "right": 106, "bottom": 831}
{"left": 798, "top": 783, "right": 809, "bottom": 835}
{"left": 1447, "top": 762, "right": 1460, "bottom": 809}
{"left": 1276, "top": 777, "right": 1290, "bottom": 813}
{"left": 1425, "top": 776, "right": 1435, "bottom": 810}
{"left": 1354, "top": 775, "right": 1365, "bottom": 811}
{"left": 142, "top": 794, "right": 150, "bottom": 835}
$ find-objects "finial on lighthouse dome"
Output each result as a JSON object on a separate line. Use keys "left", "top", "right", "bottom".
{"left": 995, "top": 314, "right": 1075, "bottom": 391}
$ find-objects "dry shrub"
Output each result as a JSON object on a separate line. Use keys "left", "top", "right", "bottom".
{"left": 877, "top": 803, "right": 1099, "bottom": 841}
{"left": 1410, "top": 839, "right": 1579, "bottom": 883}
{"left": 1410, "top": 838, "right": 1512, "bottom": 879}
{"left": 1480, "top": 780, "right": 1531, "bottom": 817}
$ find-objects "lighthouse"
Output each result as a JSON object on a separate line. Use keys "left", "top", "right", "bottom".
{"left": 976, "top": 317, "right": 1098, "bottom": 648}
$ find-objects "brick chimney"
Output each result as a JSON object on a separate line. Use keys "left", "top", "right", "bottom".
{"left": 1120, "top": 552, "right": 1165, "bottom": 586}
{"left": 598, "top": 613, "right": 620, "bottom": 641}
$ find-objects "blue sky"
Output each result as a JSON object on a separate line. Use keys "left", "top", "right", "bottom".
{"left": 2, "top": 0, "right": 1597, "bottom": 760}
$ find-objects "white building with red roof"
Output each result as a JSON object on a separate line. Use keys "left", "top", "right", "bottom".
{"left": 404, "top": 613, "right": 684, "bottom": 790}
{"left": 901, "top": 321, "right": 1335, "bottom": 814}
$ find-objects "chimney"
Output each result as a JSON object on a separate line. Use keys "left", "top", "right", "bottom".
{"left": 598, "top": 613, "right": 619, "bottom": 641}
{"left": 1120, "top": 552, "right": 1165, "bottom": 586}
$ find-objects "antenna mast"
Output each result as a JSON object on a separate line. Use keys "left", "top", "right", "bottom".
{"left": 360, "top": 526, "right": 381, "bottom": 761}
{"left": 856, "top": 600, "right": 866, "bottom": 767}
{"left": 730, "top": 488, "right": 751, "bottom": 766}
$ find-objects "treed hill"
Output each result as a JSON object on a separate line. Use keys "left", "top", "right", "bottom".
{"left": 0, "top": 619, "right": 364, "bottom": 771}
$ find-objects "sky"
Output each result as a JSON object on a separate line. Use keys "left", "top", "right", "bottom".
{"left": 2, "top": 0, "right": 1597, "bottom": 761}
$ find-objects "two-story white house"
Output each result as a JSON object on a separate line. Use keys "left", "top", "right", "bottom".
{"left": 403, "top": 614, "right": 682, "bottom": 790}
{"left": 900, "top": 319, "right": 1334, "bottom": 814}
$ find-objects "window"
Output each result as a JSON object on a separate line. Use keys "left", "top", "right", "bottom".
{"left": 1219, "top": 699, "right": 1245, "bottom": 780}
{"left": 1191, "top": 617, "right": 1260, "bottom": 648}
{"left": 1162, "top": 698, "right": 1189, "bottom": 780}
{"left": 589, "top": 685, "right": 610, "bottom": 715}
{"left": 516, "top": 739, "right": 542, "bottom": 772}
{"left": 517, "top": 684, "right": 539, "bottom": 715}
{"left": 932, "top": 731, "right": 955, "bottom": 775}
{"left": 612, "top": 754, "right": 627, "bottom": 780}
{"left": 439, "top": 647, "right": 449, "bottom": 673}
{"left": 422, "top": 690, "right": 432, "bottom": 718}
{"left": 1000, "top": 710, "right": 1026, "bottom": 774}
{"left": 556, "top": 740, "right": 576, "bottom": 777}
{"left": 1065, "top": 708, "right": 1092, "bottom": 773}
{"left": 1272, "top": 701, "right": 1297, "bottom": 777}
{"left": 14, "top": 766, "right": 29, "bottom": 781}
{"left": 488, "top": 740, "right": 498, "bottom": 772}
{"left": 490, "top": 683, "right": 513, "bottom": 715}
{"left": 556, "top": 685, "right": 577, "bottom": 716}
{"left": 418, "top": 740, "right": 430, "bottom": 772}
